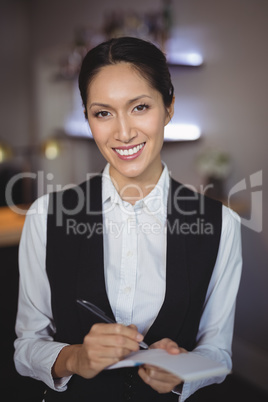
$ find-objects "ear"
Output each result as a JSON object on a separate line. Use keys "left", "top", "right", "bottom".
{"left": 165, "top": 96, "right": 175, "bottom": 126}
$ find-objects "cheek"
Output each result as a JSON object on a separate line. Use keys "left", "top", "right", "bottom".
{"left": 139, "top": 112, "right": 165, "bottom": 136}
{"left": 88, "top": 121, "right": 109, "bottom": 145}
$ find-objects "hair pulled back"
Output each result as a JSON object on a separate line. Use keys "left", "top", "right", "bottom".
{"left": 78, "top": 37, "right": 174, "bottom": 118}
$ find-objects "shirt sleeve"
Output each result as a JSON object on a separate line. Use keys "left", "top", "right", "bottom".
{"left": 14, "top": 194, "right": 71, "bottom": 391}
{"left": 180, "top": 205, "right": 242, "bottom": 402}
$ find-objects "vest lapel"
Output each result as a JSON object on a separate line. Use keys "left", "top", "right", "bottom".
{"left": 76, "top": 175, "right": 115, "bottom": 332}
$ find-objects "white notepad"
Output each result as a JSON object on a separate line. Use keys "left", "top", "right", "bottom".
{"left": 108, "top": 349, "right": 230, "bottom": 382}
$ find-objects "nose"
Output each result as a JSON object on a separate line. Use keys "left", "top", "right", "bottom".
{"left": 114, "top": 114, "right": 137, "bottom": 143}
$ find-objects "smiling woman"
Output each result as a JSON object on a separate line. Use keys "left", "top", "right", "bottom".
{"left": 78, "top": 37, "right": 175, "bottom": 198}
{"left": 85, "top": 62, "right": 174, "bottom": 197}
{"left": 14, "top": 37, "right": 242, "bottom": 402}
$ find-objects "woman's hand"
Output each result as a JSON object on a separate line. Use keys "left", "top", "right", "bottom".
{"left": 52, "top": 323, "right": 143, "bottom": 379}
{"left": 138, "top": 338, "right": 187, "bottom": 394}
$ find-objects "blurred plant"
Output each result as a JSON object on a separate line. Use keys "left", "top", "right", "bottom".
{"left": 196, "top": 147, "right": 232, "bottom": 180}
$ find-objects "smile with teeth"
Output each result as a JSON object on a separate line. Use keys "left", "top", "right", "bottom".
{"left": 114, "top": 142, "right": 145, "bottom": 156}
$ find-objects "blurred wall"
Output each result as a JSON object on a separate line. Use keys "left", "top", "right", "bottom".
{"left": 1, "top": 0, "right": 268, "bottom": 392}
{"left": 0, "top": 0, "right": 31, "bottom": 148}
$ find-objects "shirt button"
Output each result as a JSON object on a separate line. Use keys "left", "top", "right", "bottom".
{"left": 127, "top": 250, "right": 133, "bottom": 257}
{"left": 124, "top": 287, "right": 131, "bottom": 295}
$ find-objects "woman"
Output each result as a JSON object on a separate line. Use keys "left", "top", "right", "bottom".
{"left": 14, "top": 37, "right": 242, "bottom": 402}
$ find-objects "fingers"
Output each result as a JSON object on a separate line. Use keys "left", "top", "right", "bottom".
{"left": 84, "top": 333, "right": 138, "bottom": 358}
{"left": 138, "top": 365, "right": 182, "bottom": 394}
{"left": 78, "top": 323, "right": 143, "bottom": 377}
{"left": 138, "top": 338, "right": 187, "bottom": 393}
{"left": 89, "top": 322, "right": 143, "bottom": 348}
{"left": 143, "top": 365, "right": 181, "bottom": 382}
{"left": 150, "top": 338, "right": 184, "bottom": 355}
{"left": 128, "top": 324, "right": 138, "bottom": 330}
{"left": 84, "top": 323, "right": 142, "bottom": 362}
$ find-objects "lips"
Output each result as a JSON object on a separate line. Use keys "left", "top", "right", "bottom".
{"left": 114, "top": 142, "right": 145, "bottom": 156}
{"left": 113, "top": 142, "right": 145, "bottom": 160}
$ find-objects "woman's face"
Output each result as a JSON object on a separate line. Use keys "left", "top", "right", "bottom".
{"left": 86, "top": 63, "right": 174, "bottom": 187}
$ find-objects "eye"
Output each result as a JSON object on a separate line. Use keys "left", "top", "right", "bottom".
{"left": 133, "top": 104, "right": 149, "bottom": 112}
{"left": 94, "top": 110, "right": 111, "bottom": 118}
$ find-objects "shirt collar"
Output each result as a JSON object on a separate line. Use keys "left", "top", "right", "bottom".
{"left": 140, "top": 163, "right": 169, "bottom": 223}
{"left": 102, "top": 164, "right": 121, "bottom": 205}
{"left": 101, "top": 163, "right": 170, "bottom": 223}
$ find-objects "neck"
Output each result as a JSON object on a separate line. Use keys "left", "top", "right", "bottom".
{"left": 109, "top": 161, "right": 163, "bottom": 205}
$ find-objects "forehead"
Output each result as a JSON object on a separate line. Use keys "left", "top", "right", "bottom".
{"left": 87, "top": 63, "right": 158, "bottom": 102}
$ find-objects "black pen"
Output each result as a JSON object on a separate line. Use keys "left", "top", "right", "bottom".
{"left": 76, "top": 298, "right": 148, "bottom": 349}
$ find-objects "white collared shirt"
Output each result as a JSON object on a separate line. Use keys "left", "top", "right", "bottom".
{"left": 14, "top": 163, "right": 242, "bottom": 402}
{"left": 102, "top": 164, "right": 169, "bottom": 335}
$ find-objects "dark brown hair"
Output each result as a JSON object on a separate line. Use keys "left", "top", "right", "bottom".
{"left": 78, "top": 36, "right": 174, "bottom": 118}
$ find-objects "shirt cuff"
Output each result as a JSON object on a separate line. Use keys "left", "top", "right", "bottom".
{"left": 54, "top": 375, "right": 72, "bottom": 391}
{"left": 172, "top": 382, "right": 183, "bottom": 395}
{"left": 177, "top": 381, "right": 191, "bottom": 402}
{"left": 31, "top": 341, "right": 73, "bottom": 391}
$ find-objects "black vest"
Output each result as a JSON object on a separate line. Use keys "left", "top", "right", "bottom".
{"left": 45, "top": 175, "right": 222, "bottom": 402}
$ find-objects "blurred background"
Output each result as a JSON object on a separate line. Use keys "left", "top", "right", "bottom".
{"left": 0, "top": 0, "right": 267, "bottom": 400}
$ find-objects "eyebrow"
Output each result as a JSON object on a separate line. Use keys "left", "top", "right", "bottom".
{"left": 88, "top": 95, "right": 153, "bottom": 110}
